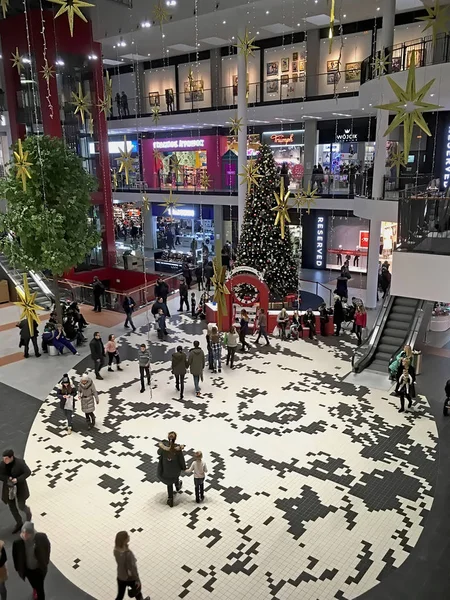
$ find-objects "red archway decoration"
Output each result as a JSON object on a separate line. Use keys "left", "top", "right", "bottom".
{"left": 222, "top": 273, "right": 270, "bottom": 331}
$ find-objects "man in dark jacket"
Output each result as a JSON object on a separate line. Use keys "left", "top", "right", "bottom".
{"left": 151, "top": 297, "right": 170, "bottom": 319}
{"left": 17, "top": 319, "right": 41, "bottom": 358}
{"left": 89, "top": 331, "right": 105, "bottom": 380}
{"left": 182, "top": 262, "right": 192, "bottom": 289}
{"left": 122, "top": 295, "right": 136, "bottom": 331}
{"left": 303, "top": 309, "right": 316, "bottom": 340}
{"left": 204, "top": 262, "right": 214, "bottom": 292}
{"left": 155, "top": 277, "right": 169, "bottom": 304}
{"left": 92, "top": 276, "right": 104, "bottom": 312}
{"left": 334, "top": 296, "right": 344, "bottom": 336}
{"left": 171, "top": 346, "right": 188, "bottom": 399}
{"left": 0, "top": 449, "right": 32, "bottom": 533}
{"left": 178, "top": 279, "right": 189, "bottom": 312}
{"left": 12, "top": 521, "right": 50, "bottom": 600}
{"left": 157, "top": 432, "right": 186, "bottom": 507}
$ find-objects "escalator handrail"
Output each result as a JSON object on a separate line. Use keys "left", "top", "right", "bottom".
{"left": 352, "top": 294, "right": 395, "bottom": 373}
{"left": 385, "top": 299, "right": 426, "bottom": 371}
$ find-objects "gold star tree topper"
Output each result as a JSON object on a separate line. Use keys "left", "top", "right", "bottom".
{"left": 416, "top": 0, "right": 450, "bottom": 45}
{"left": 236, "top": 28, "right": 258, "bottom": 63}
{"left": 11, "top": 48, "right": 23, "bottom": 74}
{"left": 152, "top": 106, "right": 161, "bottom": 124}
{"left": 375, "top": 50, "right": 442, "bottom": 158}
{"left": 117, "top": 136, "right": 134, "bottom": 185}
{"left": 71, "top": 82, "right": 91, "bottom": 126}
{"left": 230, "top": 116, "right": 243, "bottom": 136}
{"left": 272, "top": 179, "right": 291, "bottom": 239}
{"left": 0, "top": 0, "right": 9, "bottom": 19}
{"left": 159, "top": 189, "right": 180, "bottom": 219}
{"left": 296, "top": 182, "right": 318, "bottom": 214}
{"left": 153, "top": 0, "right": 169, "bottom": 29}
{"left": 212, "top": 240, "right": 230, "bottom": 330}
{"left": 239, "top": 159, "right": 263, "bottom": 194}
{"left": 41, "top": 59, "right": 55, "bottom": 82}
{"left": 48, "top": 0, "right": 95, "bottom": 37}
{"left": 14, "top": 274, "right": 43, "bottom": 336}
{"left": 13, "top": 138, "right": 32, "bottom": 192}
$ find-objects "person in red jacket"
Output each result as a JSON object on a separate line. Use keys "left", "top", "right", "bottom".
{"left": 354, "top": 305, "right": 367, "bottom": 346}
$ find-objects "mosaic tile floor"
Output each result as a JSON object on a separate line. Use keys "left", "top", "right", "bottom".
{"left": 24, "top": 314, "right": 437, "bottom": 600}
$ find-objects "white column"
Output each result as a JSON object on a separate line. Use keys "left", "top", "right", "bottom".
{"left": 214, "top": 204, "right": 223, "bottom": 244}
{"left": 237, "top": 24, "right": 248, "bottom": 234}
{"left": 381, "top": 0, "right": 396, "bottom": 50}
{"left": 303, "top": 120, "right": 318, "bottom": 187}
{"left": 366, "top": 219, "right": 382, "bottom": 308}
{"left": 371, "top": 108, "right": 389, "bottom": 200}
{"left": 143, "top": 208, "right": 154, "bottom": 250}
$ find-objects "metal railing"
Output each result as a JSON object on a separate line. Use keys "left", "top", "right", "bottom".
{"left": 352, "top": 294, "right": 393, "bottom": 373}
{"left": 361, "top": 33, "right": 450, "bottom": 85}
{"left": 299, "top": 279, "right": 333, "bottom": 306}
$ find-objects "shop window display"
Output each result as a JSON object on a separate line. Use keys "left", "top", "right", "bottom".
{"left": 315, "top": 142, "right": 375, "bottom": 195}
{"left": 326, "top": 216, "right": 370, "bottom": 273}
{"left": 157, "top": 150, "right": 207, "bottom": 189}
{"left": 113, "top": 203, "right": 144, "bottom": 271}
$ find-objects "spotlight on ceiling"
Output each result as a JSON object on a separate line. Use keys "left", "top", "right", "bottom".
{"left": 166, "top": 0, "right": 176, "bottom": 5}
{"left": 141, "top": 20, "right": 151, "bottom": 28}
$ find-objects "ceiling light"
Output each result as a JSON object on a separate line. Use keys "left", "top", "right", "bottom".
{"left": 343, "top": 13, "right": 346, "bottom": 17}
{"left": 223, "top": 20, "right": 226, "bottom": 24}
{"left": 166, "top": 0, "right": 176, "bottom": 5}
{"left": 266, "top": 10, "right": 270, "bottom": 14}
{"left": 162, "top": 33, "right": 166, "bottom": 38}
{"left": 332, "top": 112, "right": 352, "bottom": 117}
{"left": 88, "top": 54, "right": 98, "bottom": 60}
{"left": 297, "top": 23, "right": 300, "bottom": 26}
{"left": 377, "top": 6, "right": 380, "bottom": 9}
{"left": 113, "top": 45, "right": 116, "bottom": 48}
{"left": 141, "top": 20, "right": 151, "bottom": 28}
{"left": 256, "top": 31, "right": 260, "bottom": 34}
{"left": 56, "top": 59, "right": 64, "bottom": 66}
{"left": 231, "top": 36, "right": 235, "bottom": 40}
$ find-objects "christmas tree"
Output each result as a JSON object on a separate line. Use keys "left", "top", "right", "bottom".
{"left": 236, "top": 143, "right": 298, "bottom": 298}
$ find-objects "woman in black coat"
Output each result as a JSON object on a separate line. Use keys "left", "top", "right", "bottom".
{"left": 0, "top": 450, "right": 32, "bottom": 531}
{"left": 333, "top": 296, "right": 344, "bottom": 336}
{"left": 157, "top": 432, "right": 186, "bottom": 507}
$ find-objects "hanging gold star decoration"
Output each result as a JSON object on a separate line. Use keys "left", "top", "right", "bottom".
{"left": 97, "top": 96, "right": 109, "bottom": 116}
{"left": 11, "top": 48, "right": 23, "bottom": 74}
{"left": 239, "top": 159, "right": 262, "bottom": 194}
{"left": 188, "top": 67, "right": 194, "bottom": 90}
{"left": 159, "top": 188, "right": 180, "bottom": 219}
{"left": 292, "top": 190, "right": 304, "bottom": 211}
{"left": 13, "top": 138, "right": 32, "bottom": 192}
{"left": 328, "top": 0, "right": 336, "bottom": 54}
{"left": 236, "top": 28, "right": 258, "bottom": 63}
{"left": 212, "top": 240, "right": 229, "bottom": 331}
{"left": 105, "top": 71, "right": 113, "bottom": 110}
{"left": 153, "top": 0, "right": 169, "bottom": 30}
{"left": 416, "top": 0, "right": 450, "bottom": 45}
{"left": 372, "top": 51, "right": 390, "bottom": 79}
{"left": 112, "top": 169, "right": 118, "bottom": 190}
{"left": 374, "top": 50, "right": 442, "bottom": 158}
{"left": 152, "top": 106, "right": 161, "bottom": 124}
{"left": 171, "top": 154, "right": 182, "bottom": 179}
{"left": 230, "top": 115, "right": 243, "bottom": 136}
{"left": 388, "top": 149, "right": 407, "bottom": 175}
{"left": 200, "top": 171, "right": 212, "bottom": 190}
{"left": 14, "top": 274, "right": 43, "bottom": 336}
{"left": 117, "top": 136, "right": 134, "bottom": 185}
{"left": 0, "top": 0, "right": 9, "bottom": 19}
{"left": 297, "top": 182, "right": 319, "bottom": 214}
{"left": 271, "top": 179, "right": 291, "bottom": 239}
{"left": 48, "top": 0, "right": 95, "bottom": 37}
{"left": 71, "top": 82, "right": 91, "bottom": 126}
{"left": 142, "top": 194, "right": 150, "bottom": 212}
{"left": 40, "top": 59, "right": 55, "bottom": 82}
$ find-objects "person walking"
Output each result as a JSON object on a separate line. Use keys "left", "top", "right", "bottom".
{"left": 157, "top": 432, "right": 186, "bottom": 507}
{"left": 188, "top": 340, "right": 205, "bottom": 397}
{"left": 115, "top": 92, "right": 122, "bottom": 118}
{"left": 210, "top": 327, "right": 222, "bottom": 373}
{"left": 333, "top": 295, "right": 344, "bottom": 336}
{"left": 397, "top": 365, "right": 415, "bottom": 413}
{"left": 122, "top": 295, "right": 136, "bottom": 332}
{"left": 57, "top": 374, "right": 77, "bottom": 434}
{"left": 171, "top": 346, "right": 188, "bottom": 399}
{"left": 225, "top": 326, "right": 239, "bottom": 368}
{"left": 78, "top": 374, "right": 99, "bottom": 430}
{"left": 92, "top": 276, "right": 104, "bottom": 312}
{"left": 121, "top": 91, "right": 129, "bottom": 116}
{"left": 0, "top": 450, "right": 32, "bottom": 534}
{"left": 12, "top": 522, "right": 50, "bottom": 600}
{"left": 138, "top": 344, "right": 151, "bottom": 393}
{"left": 155, "top": 277, "right": 169, "bottom": 304}
{"left": 17, "top": 319, "right": 41, "bottom": 359}
{"left": 178, "top": 278, "right": 190, "bottom": 312}
{"left": 239, "top": 309, "right": 250, "bottom": 351}
{"left": 195, "top": 264, "right": 204, "bottom": 291}
{"left": 113, "top": 531, "right": 150, "bottom": 600}
{"left": 51, "top": 324, "right": 80, "bottom": 356}
{"left": 0, "top": 540, "right": 7, "bottom": 600}
{"left": 190, "top": 293, "right": 196, "bottom": 318}
{"left": 255, "top": 308, "right": 270, "bottom": 345}
{"left": 204, "top": 261, "right": 213, "bottom": 292}
{"left": 186, "top": 450, "right": 208, "bottom": 503}
{"left": 155, "top": 308, "right": 168, "bottom": 340}
{"left": 151, "top": 297, "right": 170, "bottom": 321}
{"left": 90, "top": 331, "right": 105, "bottom": 380}
{"left": 354, "top": 305, "right": 367, "bottom": 346}
{"left": 105, "top": 334, "right": 123, "bottom": 372}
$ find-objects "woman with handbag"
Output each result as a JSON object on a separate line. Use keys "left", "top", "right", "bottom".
{"left": 0, "top": 540, "right": 7, "bottom": 600}
{"left": 113, "top": 531, "right": 150, "bottom": 600}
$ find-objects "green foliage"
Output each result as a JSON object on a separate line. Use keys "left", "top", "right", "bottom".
{"left": 236, "top": 143, "right": 298, "bottom": 298}
{"left": 0, "top": 135, "right": 100, "bottom": 275}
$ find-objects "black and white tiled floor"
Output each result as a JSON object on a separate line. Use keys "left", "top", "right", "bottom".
{"left": 24, "top": 314, "right": 437, "bottom": 600}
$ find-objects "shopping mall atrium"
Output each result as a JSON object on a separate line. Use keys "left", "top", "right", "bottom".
{"left": 0, "top": 0, "right": 449, "bottom": 597}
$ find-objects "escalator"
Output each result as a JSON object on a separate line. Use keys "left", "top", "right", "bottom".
{"left": 0, "top": 252, "right": 54, "bottom": 309}
{"left": 353, "top": 295, "right": 425, "bottom": 374}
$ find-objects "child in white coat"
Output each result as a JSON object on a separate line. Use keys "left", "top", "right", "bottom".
{"left": 186, "top": 451, "right": 208, "bottom": 503}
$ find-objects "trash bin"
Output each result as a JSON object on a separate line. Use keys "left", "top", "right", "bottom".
{"left": 411, "top": 350, "right": 422, "bottom": 375}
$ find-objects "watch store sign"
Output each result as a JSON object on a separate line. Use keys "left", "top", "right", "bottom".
{"left": 336, "top": 128, "right": 358, "bottom": 143}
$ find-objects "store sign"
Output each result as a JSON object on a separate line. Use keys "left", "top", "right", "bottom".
{"left": 336, "top": 129, "right": 358, "bottom": 143}
{"left": 262, "top": 130, "right": 304, "bottom": 147}
{"left": 270, "top": 133, "right": 294, "bottom": 145}
{"left": 316, "top": 216, "right": 325, "bottom": 268}
{"left": 171, "top": 208, "right": 195, "bottom": 217}
{"left": 359, "top": 230, "right": 370, "bottom": 248}
{"left": 154, "top": 139, "right": 205, "bottom": 150}
{"left": 89, "top": 140, "right": 137, "bottom": 155}
{"left": 443, "top": 124, "right": 450, "bottom": 188}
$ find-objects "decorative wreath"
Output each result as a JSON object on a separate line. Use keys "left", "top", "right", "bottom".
{"left": 232, "top": 283, "right": 260, "bottom": 306}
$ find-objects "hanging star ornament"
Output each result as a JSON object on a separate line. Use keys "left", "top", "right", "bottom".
{"left": 0, "top": 0, "right": 9, "bottom": 19}
{"left": 297, "top": 182, "right": 319, "bottom": 214}
{"left": 272, "top": 179, "right": 291, "bottom": 239}
{"left": 142, "top": 194, "right": 150, "bottom": 212}
{"left": 374, "top": 50, "right": 442, "bottom": 158}
{"left": 117, "top": 136, "right": 134, "bottom": 185}
{"left": 11, "top": 48, "right": 23, "bottom": 74}
{"left": 200, "top": 171, "right": 212, "bottom": 190}
{"left": 14, "top": 274, "right": 43, "bottom": 336}
{"left": 328, "top": 0, "right": 336, "bottom": 54}
{"left": 152, "top": 106, "right": 161, "bottom": 124}
{"left": 212, "top": 241, "right": 229, "bottom": 330}
{"left": 71, "top": 82, "right": 91, "bottom": 126}
{"left": 239, "top": 159, "right": 263, "bottom": 194}
{"left": 153, "top": 0, "right": 169, "bottom": 29}
{"left": 48, "top": 0, "right": 95, "bottom": 37}
{"left": 388, "top": 149, "right": 407, "bottom": 175}
{"left": 97, "top": 96, "right": 109, "bottom": 116}
{"left": 41, "top": 59, "right": 55, "bottom": 83}
{"left": 105, "top": 71, "right": 113, "bottom": 110}
{"left": 171, "top": 154, "right": 181, "bottom": 179}
{"left": 230, "top": 116, "right": 243, "bottom": 136}
{"left": 416, "top": 0, "right": 450, "bottom": 45}
{"left": 112, "top": 169, "right": 118, "bottom": 190}
{"left": 372, "top": 51, "right": 390, "bottom": 79}
{"left": 159, "top": 189, "right": 180, "bottom": 219}
{"left": 13, "top": 138, "right": 32, "bottom": 192}
{"left": 236, "top": 28, "right": 258, "bottom": 63}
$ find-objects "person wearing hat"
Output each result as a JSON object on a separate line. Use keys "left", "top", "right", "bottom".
{"left": 0, "top": 449, "right": 32, "bottom": 534}
{"left": 12, "top": 522, "right": 51, "bottom": 600}
{"left": 57, "top": 374, "right": 77, "bottom": 434}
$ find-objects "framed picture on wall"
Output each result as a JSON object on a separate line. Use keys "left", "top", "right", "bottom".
{"left": 298, "top": 71, "right": 306, "bottom": 82}
{"left": 281, "top": 74, "right": 289, "bottom": 85}
{"left": 192, "top": 80, "right": 204, "bottom": 102}
{"left": 266, "top": 79, "right": 279, "bottom": 94}
{"left": 184, "top": 81, "right": 192, "bottom": 102}
{"left": 292, "top": 73, "right": 298, "bottom": 83}
{"left": 298, "top": 59, "right": 305, "bottom": 71}
{"left": 293, "top": 51, "right": 299, "bottom": 61}
{"left": 391, "top": 56, "right": 402, "bottom": 72}
{"left": 149, "top": 91, "right": 160, "bottom": 106}
{"left": 267, "top": 61, "right": 279, "bottom": 76}
{"left": 327, "top": 59, "right": 340, "bottom": 72}
{"left": 281, "top": 57, "right": 289, "bottom": 72}
{"left": 406, "top": 48, "right": 423, "bottom": 68}
{"left": 327, "top": 71, "right": 340, "bottom": 84}
{"left": 345, "top": 62, "right": 361, "bottom": 83}
{"left": 292, "top": 60, "right": 298, "bottom": 72}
